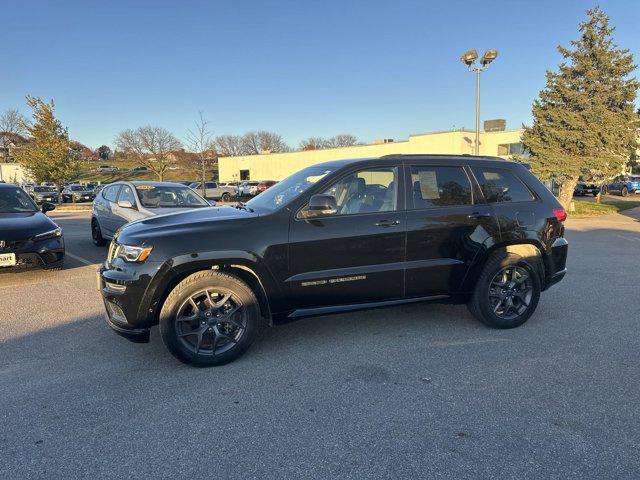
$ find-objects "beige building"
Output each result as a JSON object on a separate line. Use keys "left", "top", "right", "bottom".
{"left": 0, "top": 163, "right": 29, "bottom": 183}
{"left": 219, "top": 128, "right": 525, "bottom": 182}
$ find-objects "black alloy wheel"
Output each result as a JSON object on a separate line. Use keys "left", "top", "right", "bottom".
{"left": 175, "top": 288, "right": 246, "bottom": 357}
{"left": 488, "top": 266, "right": 534, "bottom": 321}
{"left": 467, "top": 252, "right": 541, "bottom": 329}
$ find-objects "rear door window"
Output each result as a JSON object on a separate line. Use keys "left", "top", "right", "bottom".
{"left": 409, "top": 166, "right": 472, "bottom": 209}
{"left": 472, "top": 167, "right": 535, "bottom": 203}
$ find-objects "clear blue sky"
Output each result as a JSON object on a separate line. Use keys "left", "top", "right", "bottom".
{"left": 2, "top": 0, "right": 639, "bottom": 150}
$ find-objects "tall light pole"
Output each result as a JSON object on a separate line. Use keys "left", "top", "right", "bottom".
{"left": 460, "top": 49, "right": 498, "bottom": 156}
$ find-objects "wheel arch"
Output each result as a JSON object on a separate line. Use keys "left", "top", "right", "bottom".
{"left": 462, "top": 241, "right": 547, "bottom": 293}
{"left": 149, "top": 254, "right": 277, "bottom": 327}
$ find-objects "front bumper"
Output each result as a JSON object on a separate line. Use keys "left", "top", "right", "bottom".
{"left": 0, "top": 237, "right": 65, "bottom": 273}
{"left": 103, "top": 310, "right": 150, "bottom": 343}
{"left": 34, "top": 195, "right": 58, "bottom": 203}
{"left": 97, "top": 259, "right": 167, "bottom": 343}
{"left": 74, "top": 194, "right": 95, "bottom": 202}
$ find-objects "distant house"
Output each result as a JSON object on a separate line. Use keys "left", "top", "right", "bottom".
{"left": 0, "top": 132, "right": 29, "bottom": 162}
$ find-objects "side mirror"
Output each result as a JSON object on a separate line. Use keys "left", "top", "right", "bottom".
{"left": 41, "top": 202, "right": 56, "bottom": 214}
{"left": 117, "top": 200, "right": 134, "bottom": 209}
{"left": 300, "top": 194, "right": 338, "bottom": 219}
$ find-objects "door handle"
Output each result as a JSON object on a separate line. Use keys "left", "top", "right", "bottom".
{"left": 375, "top": 219, "right": 400, "bottom": 227}
{"left": 467, "top": 212, "right": 492, "bottom": 219}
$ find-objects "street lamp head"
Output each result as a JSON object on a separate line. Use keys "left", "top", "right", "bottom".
{"left": 480, "top": 49, "right": 498, "bottom": 66}
{"left": 460, "top": 49, "right": 478, "bottom": 66}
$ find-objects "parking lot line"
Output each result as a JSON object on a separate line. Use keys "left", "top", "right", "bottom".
{"left": 65, "top": 251, "right": 100, "bottom": 267}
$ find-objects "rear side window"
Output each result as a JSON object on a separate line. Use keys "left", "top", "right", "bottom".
{"left": 205, "top": 182, "right": 217, "bottom": 188}
{"left": 103, "top": 186, "right": 120, "bottom": 202}
{"left": 410, "top": 166, "right": 472, "bottom": 208}
{"left": 472, "top": 168, "right": 535, "bottom": 203}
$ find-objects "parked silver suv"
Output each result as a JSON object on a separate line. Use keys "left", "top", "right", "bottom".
{"left": 91, "top": 181, "right": 210, "bottom": 245}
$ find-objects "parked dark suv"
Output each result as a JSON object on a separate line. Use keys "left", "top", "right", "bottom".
{"left": 98, "top": 155, "right": 568, "bottom": 366}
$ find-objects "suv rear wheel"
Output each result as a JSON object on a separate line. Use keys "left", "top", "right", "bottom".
{"left": 221, "top": 192, "right": 231, "bottom": 202}
{"left": 467, "top": 252, "right": 541, "bottom": 329}
{"left": 159, "top": 270, "right": 261, "bottom": 366}
{"left": 621, "top": 186, "right": 629, "bottom": 197}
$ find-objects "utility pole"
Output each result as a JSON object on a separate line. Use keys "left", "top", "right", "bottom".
{"left": 460, "top": 49, "right": 498, "bottom": 156}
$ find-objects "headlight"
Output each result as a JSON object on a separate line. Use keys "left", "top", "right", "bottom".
{"left": 114, "top": 244, "right": 153, "bottom": 263}
{"left": 33, "top": 227, "right": 62, "bottom": 241}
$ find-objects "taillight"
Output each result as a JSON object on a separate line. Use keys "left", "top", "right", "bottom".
{"left": 553, "top": 208, "right": 567, "bottom": 221}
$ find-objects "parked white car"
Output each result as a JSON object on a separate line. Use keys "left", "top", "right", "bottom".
{"left": 237, "top": 181, "right": 259, "bottom": 196}
{"left": 96, "top": 165, "right": 119, "bottom": 173}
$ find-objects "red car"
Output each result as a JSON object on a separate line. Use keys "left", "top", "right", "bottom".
{"left": 255, "top": 180, "right": 277, "bottom": 194}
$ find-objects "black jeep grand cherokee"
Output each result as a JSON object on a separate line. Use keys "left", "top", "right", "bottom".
{"left": 98, "top": 155, "right": 568, "bottom": 366}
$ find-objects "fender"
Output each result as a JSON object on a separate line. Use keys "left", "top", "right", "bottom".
{"left": 137, "top": 249, "right": 286, "bottom": 327}
{"left": 460, "top": 237, "right": 548, "bottom": 294}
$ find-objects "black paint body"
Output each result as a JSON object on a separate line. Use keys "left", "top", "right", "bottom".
{"left": 98, "top": 156, "right": 568, "bottom": 341}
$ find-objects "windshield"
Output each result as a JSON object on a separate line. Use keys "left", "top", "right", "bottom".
{"left": 70, "top": 185, "right": 87, "bottom": 191}
{"left": 34, "top": 186, "right": 56, "bottom": 192}
{"left": 135, "top": 185, "right": 210, "bottom": 208}
{"left": 0, "top": 188, "right": 38, "bottom": 213}
{"left": 246, "top": 165, "right": 338, "bottom": 211}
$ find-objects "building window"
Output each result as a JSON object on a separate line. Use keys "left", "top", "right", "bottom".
{"left": 240, "top": 170, "right": 250, "bottom": 180}
{"left": 497, "top": 142, "right": 527, "bottom": 156}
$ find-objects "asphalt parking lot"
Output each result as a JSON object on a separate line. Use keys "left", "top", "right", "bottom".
{"left": 1, "top": 209, "right": 640, "bottom": 479}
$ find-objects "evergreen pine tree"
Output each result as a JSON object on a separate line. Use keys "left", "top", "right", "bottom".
{"left": 15, "top": 96, "right": 82, "bottom": 202}
{"left": 522, "top": 7, "right": 639, "bottom": 209}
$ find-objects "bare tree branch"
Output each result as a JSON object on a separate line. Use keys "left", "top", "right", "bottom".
{"left": 212, "top": 135, "right": 245, "bottom": 157}
{"left": 115, "top": 126, "right": 181, "bottom": 180}
{"left": 183, "top": 111, "right": 217, "bottom": 197}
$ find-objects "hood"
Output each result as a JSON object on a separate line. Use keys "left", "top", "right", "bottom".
{"left": 117, "top": 205, "right": 258, "bottom": 244}
{"left": 0, "top": 212, "right": 59, "bottom": 241}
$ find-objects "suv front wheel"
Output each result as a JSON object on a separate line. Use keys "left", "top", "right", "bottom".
{"left": 467, "top": 252, "right": 541, "bottom": 329}
{"left": 159, "top": 270, "right": 262, "bottom": 366}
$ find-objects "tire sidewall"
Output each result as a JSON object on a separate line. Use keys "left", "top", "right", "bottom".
{"left": 159, "top": 272, "right": 261, "bottom": 366}
{"left": 91, "top": 218, "right": 105, "bottom": 246}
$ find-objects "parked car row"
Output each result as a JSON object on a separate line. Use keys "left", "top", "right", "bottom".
{"left": 236, "top": 180, "right": 277, "bottom": 197}
{"left": 601, "top": 175, "right": 640, "bottom": 197}
{"left": 574, "top": 175, "right": 640, "bottom": 198}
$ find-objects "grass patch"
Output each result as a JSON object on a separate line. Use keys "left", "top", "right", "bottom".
{"left": 74, "top": 159, "right": 215, "bottom": 183}
{"left": 571, "top": 200, "right": 640, "bottom": 218}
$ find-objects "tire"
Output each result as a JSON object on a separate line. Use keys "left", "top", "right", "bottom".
{"left": 601, "top": 186, "right": 608, "bottom": 196}
{"left": 91, "top": 218, "right": 106, "bottom": 246}
{"left": 467, "top": 251, "right": 541, "bottom": 329}
{"left": 221, "top": 192, "right": 230, "bottom": 202}
{"left": 621, "top": 187, "right": 628, "bottom": 197}
{"left": 159, "top": 270, "right": 262, "bottom": 366}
